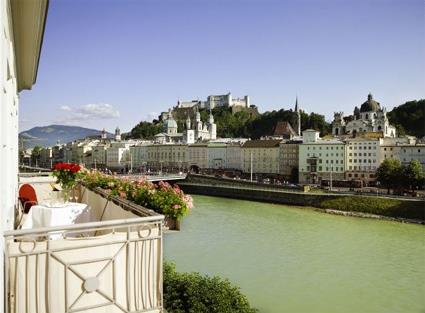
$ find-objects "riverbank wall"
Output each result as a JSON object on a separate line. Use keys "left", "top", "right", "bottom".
{"left": 178, "top": 175, "right": 425, "bottom": 222}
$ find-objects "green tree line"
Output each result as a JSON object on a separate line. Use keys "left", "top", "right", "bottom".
{"left": 128, "top": 99, "right": 424, "bottom": 140}
{"left": 376, "top": 159, "right": 425, "bottom": 194}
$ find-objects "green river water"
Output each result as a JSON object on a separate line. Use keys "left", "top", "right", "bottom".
{"left": 164, "top": 195, "right": 425, "bottom": 313}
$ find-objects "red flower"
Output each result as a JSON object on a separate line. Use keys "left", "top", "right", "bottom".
{"left": 53, "top": 162, "right": 80, "bottom": 173}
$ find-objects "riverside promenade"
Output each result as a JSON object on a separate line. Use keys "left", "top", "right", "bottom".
{"left": 178, "top": 174, "right": 425, "bottom": 223}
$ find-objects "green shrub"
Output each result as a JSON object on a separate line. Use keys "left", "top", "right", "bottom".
{"left": 319, "top": 196, "right": 425, "bottom": 220}
{"left": 163, "top": 262, "right": 257, "bottom": 313}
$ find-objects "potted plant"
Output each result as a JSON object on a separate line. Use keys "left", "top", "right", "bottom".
{"left": 52, "top": 162, "right": 81, "bottom": 202}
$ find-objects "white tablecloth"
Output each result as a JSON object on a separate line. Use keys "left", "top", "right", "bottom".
{"left": 21, "top": 202, "right": 93, "bottom": 230}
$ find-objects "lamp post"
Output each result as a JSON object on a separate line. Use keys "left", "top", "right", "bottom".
{"left": 250, "top": 151, "right": 253, "bottom": 182}
{"left": 330, "top": 164, "right": 333, "bottom": 191}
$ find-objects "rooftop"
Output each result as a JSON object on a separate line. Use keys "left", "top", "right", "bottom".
{"left": 242, "top": 139, "right": 282, "bottom": 148}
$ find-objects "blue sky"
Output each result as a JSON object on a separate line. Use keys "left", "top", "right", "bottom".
{"left": 19, "top": 0, "right": 425, "bottom": 132}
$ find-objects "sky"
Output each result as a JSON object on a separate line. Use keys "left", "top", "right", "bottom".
{"left": 19, "top": 0, "right": 425, "bottom": 132}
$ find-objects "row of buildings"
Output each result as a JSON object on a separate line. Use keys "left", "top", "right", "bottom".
{"left": 34, "top": 129, "right": 424, "bottom": 185}
{"left": 30, "top": 93, "right": 424, "bottom": 185}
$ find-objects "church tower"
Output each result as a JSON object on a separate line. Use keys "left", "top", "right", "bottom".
{"left": 114, "top": 126, "right": 121, "bottom": 141}
{"left": 294, "top": 97, "right": 301, "bottom": 136}
{"left": 186, "top": 113, "right": 191, "bottom": 130}
{"left": 207, "top": 108, "right": 217, "bottom": 140}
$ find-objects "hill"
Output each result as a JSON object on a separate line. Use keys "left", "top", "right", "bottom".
{"left": 19, "top": 125, "right": 112, "bottom": 149}
{"left": 387, "top": 100, "right": 425, "bottom": 138}
{"left": 129, "top": 99, "right": 425, "bottom": 140}
{"left": 129, "top": 106, "right": 330, "bottom": 139}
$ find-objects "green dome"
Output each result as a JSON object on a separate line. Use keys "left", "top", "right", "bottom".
{"left": 360, "top": 93, "right": 380, "bottom": 112}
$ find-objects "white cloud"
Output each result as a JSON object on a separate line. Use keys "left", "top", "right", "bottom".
{"left": 60, "top": 105, "right": 72, "bottom": 112}
{"left": 58, "top": 103, "right": 120, "bottom": 122}
{"left": 77, "top": 103, "right": 120, "bottom": 119}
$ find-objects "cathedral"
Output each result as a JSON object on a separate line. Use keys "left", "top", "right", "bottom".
{"left": 183, "top": 107, "right": 216, "bottom": 143}
{"left": 154, "top": 108, "right": 217, "bottom": 144}
{"left": 332, "top": 93, "right": 397, "bottom": 138}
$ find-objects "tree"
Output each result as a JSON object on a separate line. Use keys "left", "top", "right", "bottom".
{"left": 31, "top": 146, "right": 43, "bottom": 167}
{"left": 387, "top": 99, "right": 425, "bottom": 137}
{"left": 376, "top": 158, "right": 403, "bottom": 194}
{"left": 402, "top": 160, "right": 424, "bottom": 191}
{"left": 130, "top": 121, "right": 162, "bottom": 139}
{"left": 163, "top": 262, "right": 257, "bottom": 313}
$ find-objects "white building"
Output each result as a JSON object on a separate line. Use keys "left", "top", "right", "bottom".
{"left": 332, "top": 93, "right": 397, "bottom": 138}
{"left": 379, "top": 138, "right": 425, "bottom": 170}
{"left": 299, "top": 130, "right": 346, "bottom": 184}
{"left": 208, "top": 142, "right": 227, "bottom": 169}
{"left": 106, "top": 141, "right": 133, "bottom": 171}
{"left": 188, "top": 143, "right": 208, "bottom": 171}
{"left": 345, "top": 138, "right": 380, "bottom": 184}
{"left": 146, "top": 144, "right": 188, "bottom": 171}
{"left": 398, "top": 145, "right": 425, "bottom": 170}
{"left": 130, "top": 142, "right": 151, "bottom": 169}
{"left": 0, "top": 0, "right": 48, "bottom": 309}
{"left": 176, "top": 92, "right": 250, "bottom": 110}
{"left": 155, "top": 108, "right": 217, "bottom": 144}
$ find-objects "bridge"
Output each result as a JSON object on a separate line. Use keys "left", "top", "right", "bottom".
{"left": 19, "top": 165, "right": 51, "bottom": 172}
{"left": 118, "top": 173, "right": 187, "bottom": 182}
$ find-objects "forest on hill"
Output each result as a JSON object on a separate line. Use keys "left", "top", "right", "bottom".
{"left": 387, "top": 100, "right": 424, "bottom": 138}
{"left": 128, "top": 99, "right": 424, "bottom": 140}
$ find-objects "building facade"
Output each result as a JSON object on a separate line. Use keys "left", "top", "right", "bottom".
{"left": 0, "top": 0, "right": 48, "bottom": 308}
{"left": 146, "top": 144, "right": 188, "bottom": 171}
{"left": 345, "top": 138, "right": 380, "bottom": 184}
{"left": 176, "top": 93, "right": 250, "bottom": 110}
{"left": 188, "top": 143, "right": 208, "bottom": 170}
{"left": 299, "top": 130, "right": 346, "bottom": 184}
{"left": 226, "top": 143, "right": 243, "bottom": 170}
{"left": 241, "top": 140, "right": 281, "bottom": 174}
{"left": 155, "top": 108, "right": 217, "bottom": 144}
{"left": 332, "top": 93, "right": 397, "bottom": 138}
{"left": 207, "top": 142, "right": 227, "bottom": 169}
{"left": 279, "top": 141, "right": 301, "bottom": 180}
{"left": 106, "top": 141, "right": 132, "bottom": 171}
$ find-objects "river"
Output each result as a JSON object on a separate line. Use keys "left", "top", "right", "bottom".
{"left": 164, "top": 195, "right": 425, "bottom": 313}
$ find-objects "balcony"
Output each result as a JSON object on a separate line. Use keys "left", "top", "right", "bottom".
{"left": 4, "top": 175, "right": 164, "bottom": 313}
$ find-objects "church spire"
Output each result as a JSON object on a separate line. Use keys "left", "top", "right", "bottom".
{"left": 294, "top": 96, "right": 301, "bottom": 136}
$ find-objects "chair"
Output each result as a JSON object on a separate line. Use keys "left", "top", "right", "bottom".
{"left": 19, "top": 184, "right": 38, "bottom": 214}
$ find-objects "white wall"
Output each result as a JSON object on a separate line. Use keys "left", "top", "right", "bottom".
{"left": 1, "top": 1, "right": 19, "bottom": 309}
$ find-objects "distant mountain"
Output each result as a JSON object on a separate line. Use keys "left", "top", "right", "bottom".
{"left": 19, "top": 125, "right": 112, "bottom": 149}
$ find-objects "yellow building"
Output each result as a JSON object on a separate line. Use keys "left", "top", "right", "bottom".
{"left": 241, "top": 140, "right": 281, "bottom": 174}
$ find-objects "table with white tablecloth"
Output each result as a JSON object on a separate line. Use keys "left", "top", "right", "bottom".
{"left": 21, "top": 202, "right": 94, "bottom": 230}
